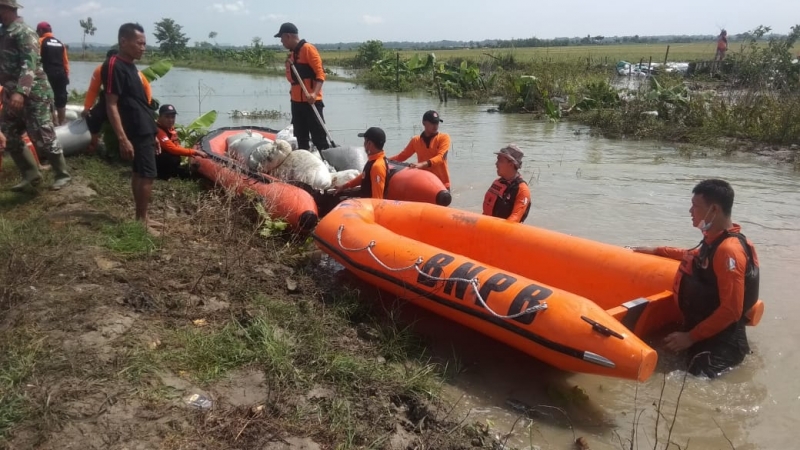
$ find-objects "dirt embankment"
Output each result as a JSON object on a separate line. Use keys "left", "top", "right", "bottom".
{"left": 0, "top": 157, "right": 504, "bottom": 450}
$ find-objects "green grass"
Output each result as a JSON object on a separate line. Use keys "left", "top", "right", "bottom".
{"left": 160, "top": 290, "right": 444, "bottom": 398}
{"left": 167, "top": 321, "right": 263, "bottom": 383}
{"left": 0, "top": 329, "right": 43, "bottom": 439}
{"left": 101, "top": 221, "right": 159, "bottom": 256}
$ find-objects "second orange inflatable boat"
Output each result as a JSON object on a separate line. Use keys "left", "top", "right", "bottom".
{"left": 194, "top": 126, "right": 320, "bottom": 232}
{"left": 312, "top": 199, "right": 764, "bottom": 381}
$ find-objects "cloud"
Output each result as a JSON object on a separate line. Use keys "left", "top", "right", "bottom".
{"left": 360, "top": 15, "right": 384, "bottom": 25}
{"left": 208, "top": 1, "right": 248, "bottom": 14}
{"left": 73, "top": 1, "right": 102, "bottom": 14}
{"left": 259, "top": 13, "right": 287, "bottom": 22}
{"left": 56, "top": 1, "right": 123, "bottom": 18}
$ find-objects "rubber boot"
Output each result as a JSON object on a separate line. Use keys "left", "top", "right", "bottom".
{"left": 9, "top": 149, "right": 43, "bottom": 192}
{"left": 48, "top": 152, "right": 72, "bottom": 191}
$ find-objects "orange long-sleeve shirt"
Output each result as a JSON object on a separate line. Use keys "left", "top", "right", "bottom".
{"left": 285, "top": 41, "right": 325, "bottom": 103}
{"left": 655, "top": 224, "right": 757, "bottom": 342}
{"left": 341, "top": 151, "right": 387, "bottom": 199}
{"left": 156, "top": 126, "right": 194, "bottom": 157}
{"left": 84, "top": 63, "right": 152, "bottom": 110}
{"left": 389, "top": 132, "right": 451, "bottom": 188}
{"left": 38, "top": 32, "right": 69, "bottom": 77}
{"left": 506, "top": 182, "right": 531, "bottom": 222}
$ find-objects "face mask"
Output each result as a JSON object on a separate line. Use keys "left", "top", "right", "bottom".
{"left": 697, "top": 208, "right": 716, "bottom": 232}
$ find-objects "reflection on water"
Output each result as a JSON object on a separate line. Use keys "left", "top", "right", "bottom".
{"left": 68, "top": 61, "right": 800, "bottom": 450}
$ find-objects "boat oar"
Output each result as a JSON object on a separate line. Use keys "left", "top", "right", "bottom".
{"left": 288, "top": 59, "right": 338, "bottom": 148}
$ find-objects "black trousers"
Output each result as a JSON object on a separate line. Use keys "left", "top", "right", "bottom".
{"left": 47, "top": 73, "right": 69, "bottom": 109}
{"left": 290, "top": 100, "right": 330, "bottom": 151}
{"left": 686, "top": 325, "right": 750, "bottom": 378}
{"left": 155, "top": 152, "right": 192, "bottom": 180}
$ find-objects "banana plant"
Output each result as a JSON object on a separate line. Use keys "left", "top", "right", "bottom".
{"left": 140, "top": 60, "right": 173, "bottom": 83}
{"left": 175, "top": 110, "right": 218, "bottom": 148}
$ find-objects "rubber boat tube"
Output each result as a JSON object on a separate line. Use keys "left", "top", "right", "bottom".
{"left": 312, "top": 199, "right": 765, "bottom": 381}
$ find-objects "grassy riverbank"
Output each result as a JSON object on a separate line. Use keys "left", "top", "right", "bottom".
{"left": 344, "top": 27, "right": 800, "bottom": 156}
{"left": 71, "top": 31, "right": 800, "bottom": 158}
{"left": 0, "top": 155, "right": 520, "bottom": 449}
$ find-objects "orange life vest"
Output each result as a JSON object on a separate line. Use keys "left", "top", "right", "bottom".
{"left": 482, "top": 176, "right": 530, "bottom": 221}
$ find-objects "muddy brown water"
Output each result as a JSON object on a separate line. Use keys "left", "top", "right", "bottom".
{"left": 68, "top": 61, "right": 799, "bottom": 449}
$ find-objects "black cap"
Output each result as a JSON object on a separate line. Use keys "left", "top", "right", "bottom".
{"left": 422, "top": 110, "right": 443, "bottom": 124}
{"left": 159, "top": 104, "right": 178, "bottom": 116}
{"left": 358, "top": 127, "right": 386, "bottom": 148}
{"left": 274, "top": 22, "right": 298, "bottom": 38}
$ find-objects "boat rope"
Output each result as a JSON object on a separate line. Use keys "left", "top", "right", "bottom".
{"left": 336, "top": 225, "right": 548, "bottom": 320}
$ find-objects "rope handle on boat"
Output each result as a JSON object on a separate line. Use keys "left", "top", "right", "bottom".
{"left": 336, "top": 225, "right": 548, "bottom": 320}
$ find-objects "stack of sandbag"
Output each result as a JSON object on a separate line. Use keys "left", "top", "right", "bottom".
{"left": 272, "top": 125, "right": 363, "bottom": 189}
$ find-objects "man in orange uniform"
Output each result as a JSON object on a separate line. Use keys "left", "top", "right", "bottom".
{"left": 35, "top": 21, "right": 69, "bottom": 125}
{"left": 389, "top": 110, "right": 451, "bottom": 190}
{"left": 482, "top": 144, "right": 531, "bottom": 222}
{"left": 82, "top": 49, "right": 152, "bottom": 153}
{"left": 154, "top": 104, "right": 206, "bottom": 179}
{"left": 334, "top": 127, "right": 389, "bottom": 199}
{"left": 633, "top": 179, "right": 761, "bottom": 378}
{"left": 274, "top": 22, "right": 329, "bottom": 151}
{"left": 714, "top": 29, "right": 728, "bottom": 61}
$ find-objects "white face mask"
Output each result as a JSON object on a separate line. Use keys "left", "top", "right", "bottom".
{"left": 697, "top": 208, "right": 716, "bottom": 232}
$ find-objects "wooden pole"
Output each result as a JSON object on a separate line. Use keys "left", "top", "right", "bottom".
{"left": 664, "top": 45, "right": 671, "bottom": 66}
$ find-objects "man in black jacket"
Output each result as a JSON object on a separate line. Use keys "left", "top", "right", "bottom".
{"left": 35, "top": 21, "right": 69, "bottom": 125}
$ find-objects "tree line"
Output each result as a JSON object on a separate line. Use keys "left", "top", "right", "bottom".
{"left": 75, "top": 16, "right": 796, "bottom": 56}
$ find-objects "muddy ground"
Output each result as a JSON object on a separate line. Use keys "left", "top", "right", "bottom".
{"left": 0, "top": 156, "right": 515, "bottom": 450}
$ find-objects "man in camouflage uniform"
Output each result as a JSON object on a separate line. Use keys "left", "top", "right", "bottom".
{"left": 0, "top": 0, "right": 70, "bottom": 191}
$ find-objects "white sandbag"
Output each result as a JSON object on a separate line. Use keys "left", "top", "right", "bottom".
{"left": 269, "top": 149, "right": 332, "bottom": 191}
{"left": 276, "top": 125, "right": 293, "bottom": 141}
{"left": 226, "top": 130, "right": 266, "bottom": 150}
{"left": 228, "top": 136, "right": 290, "bottom": 173}
{"left": 329, "top": 169, "right": 361, "bottom": 188}
{"left": 276, "top": 125, "right": 298, "bottom": 150}
{"left": 249, "top": 139, "right": 293, "bottom": 173}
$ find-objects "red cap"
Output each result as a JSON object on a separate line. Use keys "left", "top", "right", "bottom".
{"left": 36, "top": 22, "right": 52, "bottom": 32}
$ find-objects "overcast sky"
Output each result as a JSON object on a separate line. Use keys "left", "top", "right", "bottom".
{"left": 20, "top": 0, "right": 799, "bottom": 46}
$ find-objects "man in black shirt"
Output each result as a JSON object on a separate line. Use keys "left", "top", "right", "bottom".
{"left": 35, "top": 21, "right": 69, "bottom": 125}
{"left": 102, "top": 22, "right": 161, "bottom": 231}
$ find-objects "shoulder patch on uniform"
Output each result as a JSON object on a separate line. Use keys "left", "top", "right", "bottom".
{"left": 727, "top": 257, "right": 736, "bottom": 271}
{"left": 375, "top": 175, "right": 381, "bottom": 183}
{"left": 160, "top": 136, "right": 168, "bottom": 142}
{"left": 522, "top": 198, "right": 528, "bottom": 205}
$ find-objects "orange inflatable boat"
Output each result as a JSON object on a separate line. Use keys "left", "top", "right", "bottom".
{"left": 194, "top": 126, "right": 320, "bottom": 232}
{"left": 316, "top": 145, "right": 451, "bottom": 207}
{"left": 312, "top": 199, "right": 765, "bottom": 381}
{"left": 386, "top": 160, "right": 451, "bottom": 206}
